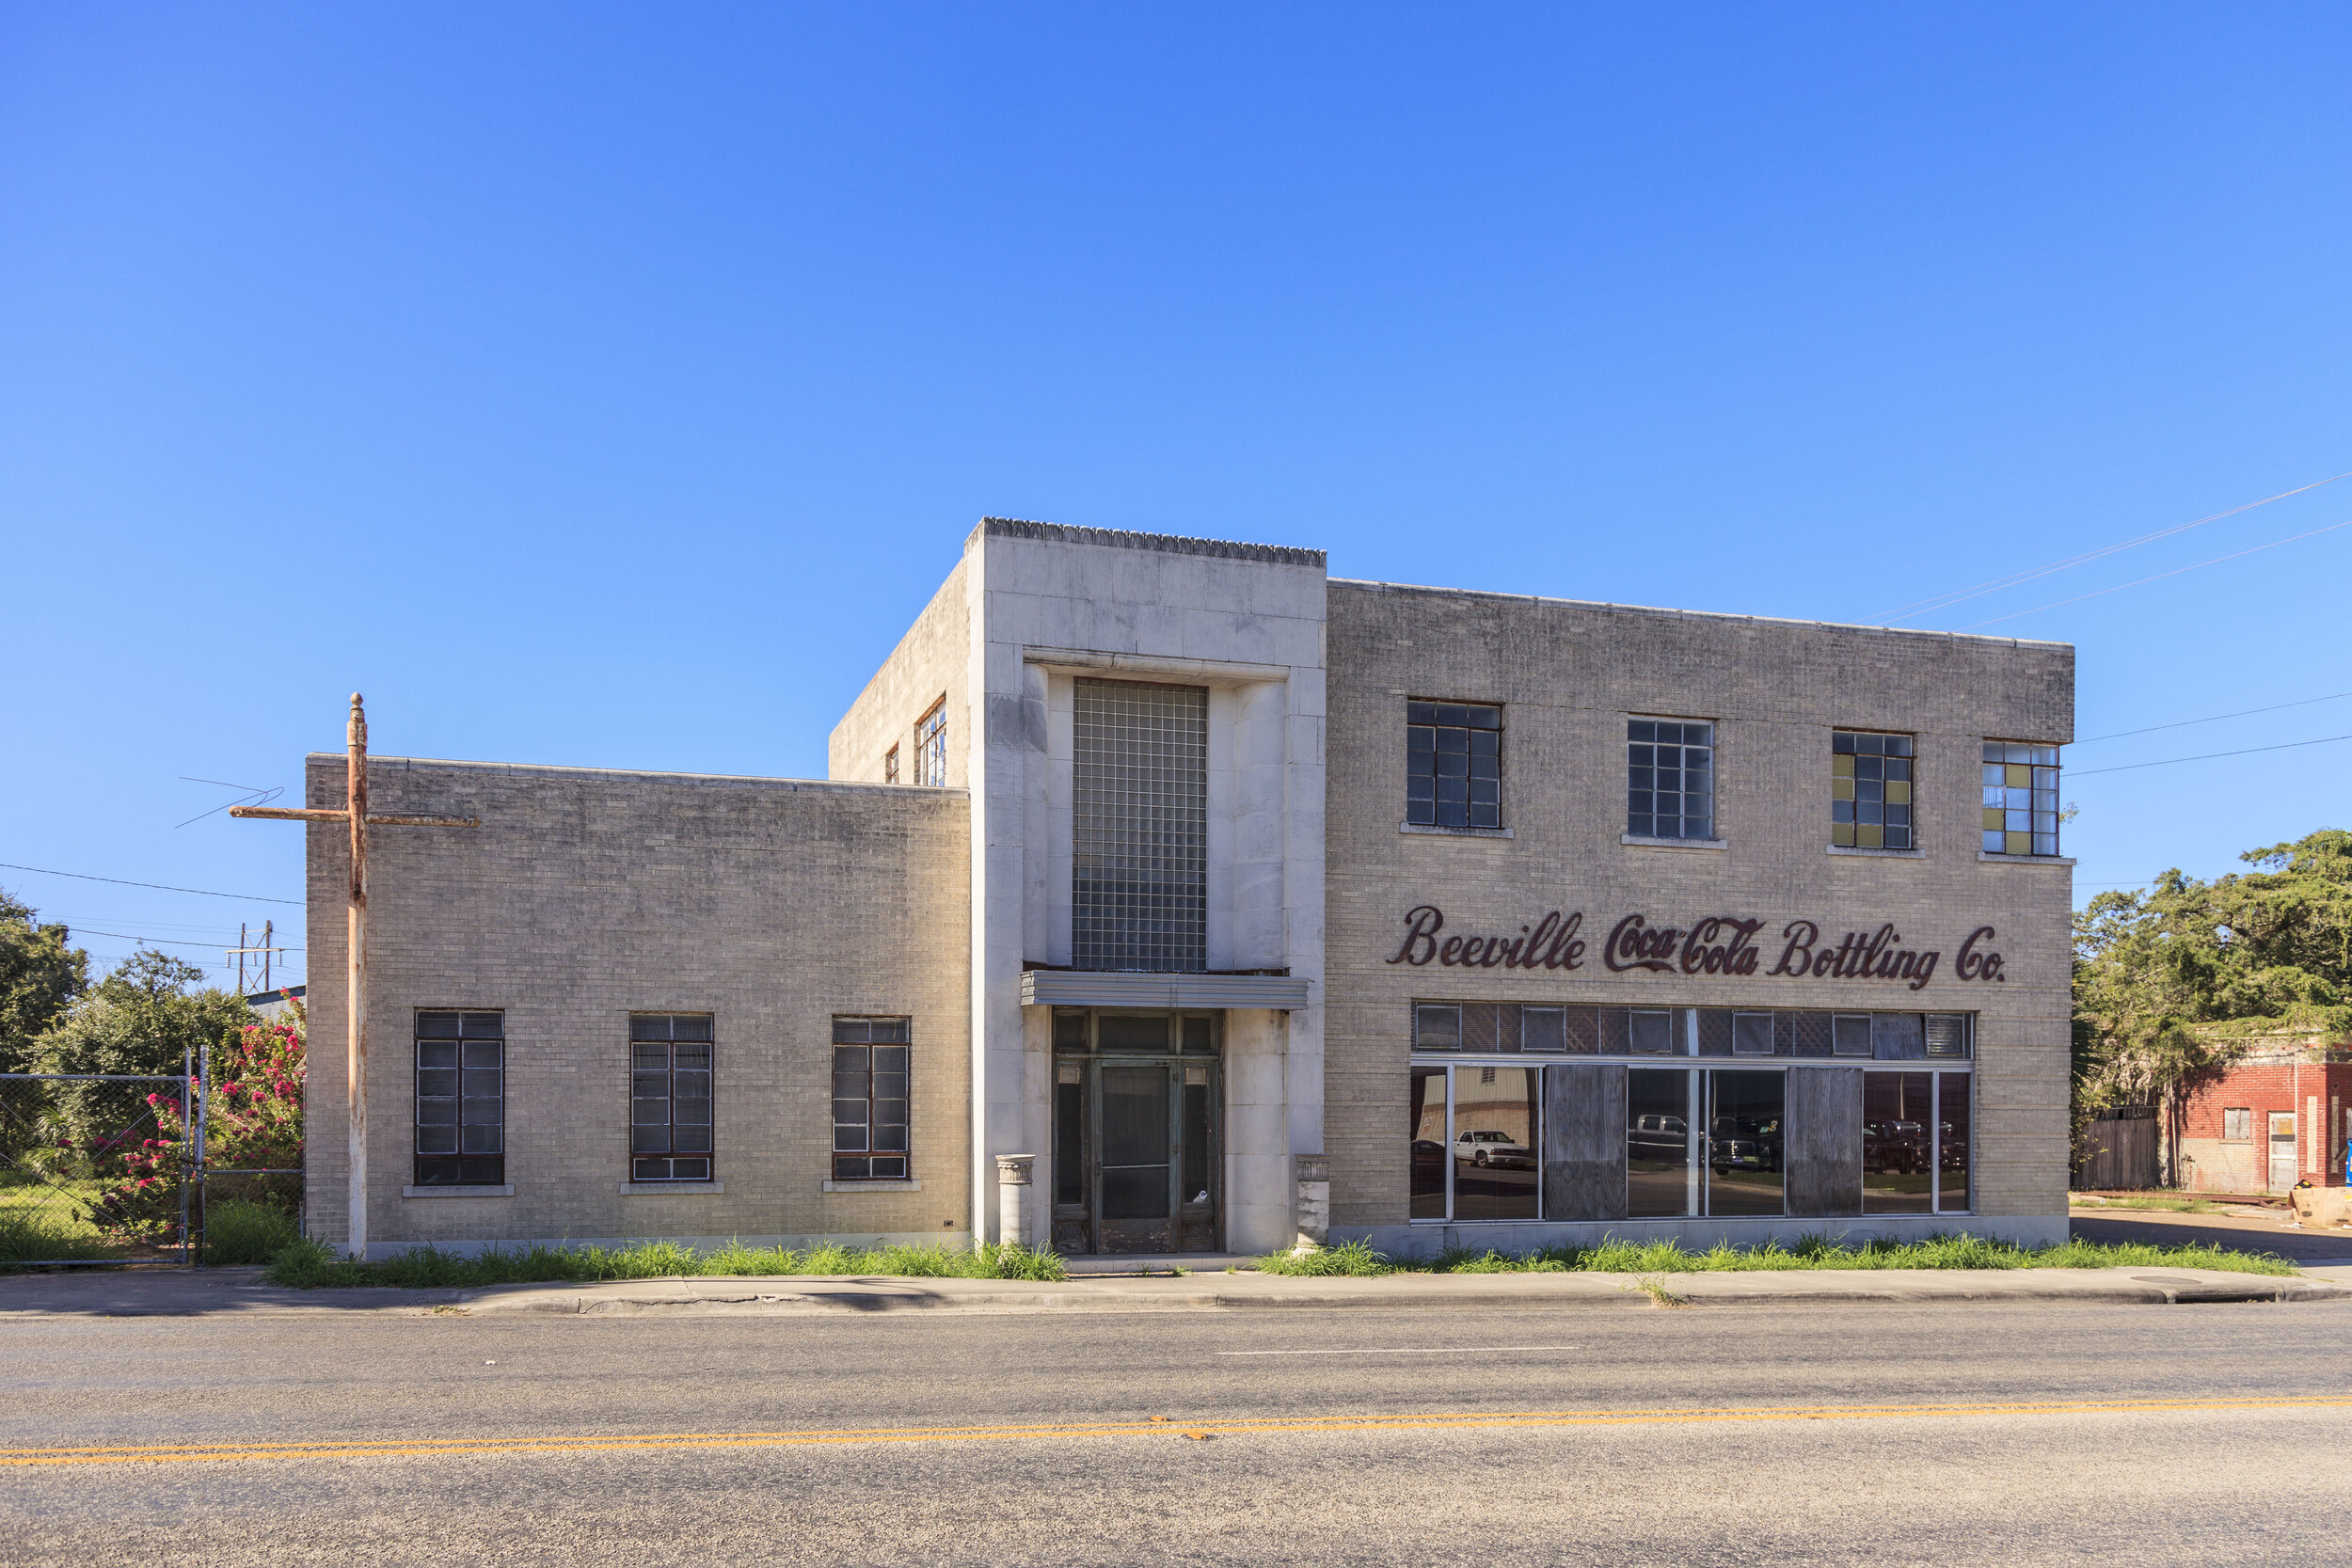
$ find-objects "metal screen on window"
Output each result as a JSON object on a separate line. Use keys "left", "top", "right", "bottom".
{"left": 415, "top": 1010, "right": 503, "bottom": 1186}
{"left": 630, "top": 1013, "right": 712, "bottom": 1181}
{"left": 1073, "top": 679, "right": 1208, "bottom": 972}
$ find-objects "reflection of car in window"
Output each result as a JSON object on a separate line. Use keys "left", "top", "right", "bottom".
{"left": 1454, "top": 1129, "right": 1533, "bottom": 1168}
{"left": 1411, "top": 1138, "right": 1445, "bottom": 1181}
{"left": 1863, "top": 1119, "right": 1929, "bottom": 1174}
{"left": 1708, "top": 1116, "right": 1783, "bottom": 1174}
{"left": 1629, "top": 1115, "right": 1689, "bottom": 1158}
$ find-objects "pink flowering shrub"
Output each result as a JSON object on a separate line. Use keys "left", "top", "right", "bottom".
{"left": 82, "top": 1021, "right": 305, "bottom": 1241}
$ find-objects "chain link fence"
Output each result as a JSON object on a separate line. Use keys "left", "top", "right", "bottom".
{"left": 1, "top": 1068, "right": 304, "bottom": 1269}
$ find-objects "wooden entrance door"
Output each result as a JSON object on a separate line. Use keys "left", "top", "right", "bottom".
{"left": 2268, "top": 1112, "right": 2298, "bottom": 1193}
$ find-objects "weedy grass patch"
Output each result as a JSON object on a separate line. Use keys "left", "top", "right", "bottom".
{"left": 262, "top": 1237, "right": 1070, "bottom": 1288}
{"left": 0, "top": 1208, "right": 119, "bottom": 1267}
{"left": 202, "top": 1200, "right": 303, "bottom": 1266}
{"left": 1256, "top": 1232, "right": 2297, "bottom": 1277}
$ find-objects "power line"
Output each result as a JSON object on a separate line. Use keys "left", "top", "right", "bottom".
{"left": 1960, "top": 515, "right": 2352, "bottom": 631}
{"left": 2071, "top": 731, "right": 2352, "bottom": 777}
{"left": 2074, "top": 689, "right": 2352, "bottom": 745}
{"left": 0, "top": 863, "right": 301, "bottom": 906}
{"left": 65, "top": 927, "right": 306, "bottom": 954}
{"left": 1871, "top": 468, "right": 2352, "bottom": 624}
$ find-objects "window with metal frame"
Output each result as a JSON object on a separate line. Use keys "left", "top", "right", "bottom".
{"left": 1406, "top": 702, "right": 1502, "bottom": 829}
{"left": 833, "top": 1017, "right": 911, "bottom": 1180}
{"left": 1982, "top": 741, "right": 2060, "bottom": 855}
{"left": 414, "top": 1010, "right": 503, "bottom": 1186}
{"left": 883, "top": 745, "right": 898, "bottom": 784}
{"left": 1833, "top": 730, "right": 1915, "bottom": 848}
{"left": 915, "top": 700, "right": 947, "bottom": 787}
{"left": 1628, "top": 719, "right": 1714, "bottom": 840}
{"left": 630, "top": 1014, "right": 713, "bottom": 1181}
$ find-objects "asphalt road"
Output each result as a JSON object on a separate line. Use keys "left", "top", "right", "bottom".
{"left": 7, "top": 1293, "right": 2352, "bottom": 1566}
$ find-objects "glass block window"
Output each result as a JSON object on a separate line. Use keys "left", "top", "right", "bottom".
{"left": 914, "top": 700, "right": 947, "bottom": 787}
{"left": 1982, "top": 741, "right": 2060, "bottom": 855}
{"left": 414, "top": 1010, "right": 503, "bottom": 1186}
{"left": 833, "top": 1017, "right": 911, "bottom": 1180}
{"left": 1073, "top": 679, "right": 1208, "bottom": 972}
{"left": 630, "top": 1014, "right": 713, "bottom": 1181}
{"left": 1406, "top": 702, "right": 1502, "bottom": 829}
{"left": 1628, "top": 719, "right": 1714, "bottom": 840}
{"left": 1833, "top": 731, "right": 1915, "bottom": 848}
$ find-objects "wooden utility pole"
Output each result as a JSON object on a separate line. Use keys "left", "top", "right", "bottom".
{"left": 234, "top": 694, "right": 476, "bottom": 1259}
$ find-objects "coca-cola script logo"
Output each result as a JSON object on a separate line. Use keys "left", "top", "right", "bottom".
{"left": 1385, "top": 905, "right": 2004, "bottom": 992}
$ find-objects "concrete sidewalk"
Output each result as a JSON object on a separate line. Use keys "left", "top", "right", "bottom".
{"left": 1, "top": 1263, "right": 2340, "bottom": 1318}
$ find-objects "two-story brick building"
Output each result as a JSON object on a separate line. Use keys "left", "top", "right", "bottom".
{"left": 302, "top": 517, "right": 2075, "bottom": 1258}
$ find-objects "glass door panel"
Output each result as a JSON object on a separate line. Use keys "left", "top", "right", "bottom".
{"left": 1706, "top": 1070, "right": 1785, "bottom": 1216}
{"left": 1628, "top": 1069, "right": 1693, "bottom": 1217}
{"left": 1409, "top": 1068, "right": 1448, "bottom": 1219}
{"left": 1937, "top": 1074, "right": 1971, "bottom": 1212}
{"left": 1452, "top": 1067, "right": 1539, "bottom": 1221}
{"left": 1863, "top": 1071, "right": 1933, "bottom": 1213}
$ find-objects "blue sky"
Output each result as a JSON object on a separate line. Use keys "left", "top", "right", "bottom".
{"left": 5, "top": 4, "right": 2349, "bottom": 990}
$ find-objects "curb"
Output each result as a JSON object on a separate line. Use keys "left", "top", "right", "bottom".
{"left": 451, "top": 1273, "right": 2349, "bottom": 1317}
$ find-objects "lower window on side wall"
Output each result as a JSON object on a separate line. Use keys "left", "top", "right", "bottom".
{"left": 834, "top": 1016, "right": 911, "bottom": 1180}
{"left": 630, "top": 1014, "right": 713, "bottom": 1181}
{"left": 415, "top": 1010, "right": 504, "bottom": 1186}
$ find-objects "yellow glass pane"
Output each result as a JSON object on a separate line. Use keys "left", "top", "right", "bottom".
{"left": 1983, "top": 807, "right": 2006, "bottom": 831}
{"left": 1885, "top": 781, "right": 1911, "bottom": 804}
{"left": 1833, "top": 755, "right": 1855, "bottom": 778}
{"left": 1833, "top": 778, "right": 1855, "bottom": 800}
{"left": 2006, "top": 764, "right": 2031, "bottom": 787}
{"left": 1858, "top": 825, "right": 1883, "bottom": 847}
{"left": 2007, "top": 831, "right": 2030, "bottom": 854}
{"left": 1832, "top": 823, "right": 1855, "bottom": 847}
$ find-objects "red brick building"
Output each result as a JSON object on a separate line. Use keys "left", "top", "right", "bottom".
{"left": 2176, "top": 1037, "right": 2352, "bottom": 1194}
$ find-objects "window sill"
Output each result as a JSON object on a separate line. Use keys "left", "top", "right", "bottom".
{"left": 1621, "top": 833, "right": 1727, "bottom": 850}
{"left": 402, "top": 1184, "right": 512, "bottom": 1198}
{"left": 824, "top": 1179, "right": 922, "bottom": 1193}
{"left": 1399, "top": 822, "right": 1513, "bottom": 839}
{"left": 620, "top": 1180, "right": 724, "bottom": 1195}
{"left": 1827, "top": 845, "right": 1926, "bottom": 859}
{"left": 1977, "top": 851, "right": 2077, "bottom": 866}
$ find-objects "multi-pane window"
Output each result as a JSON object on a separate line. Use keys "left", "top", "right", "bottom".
{"left": 1627, "top": 719, "right": 1713, "bottom": 840}
{"left": 883, "top": 745, "right": 898, "bottom": 784}
{"left": 1073, "top": 679, "right": 1208, "bottom": 972}
{"left": 630, "top": 1014, "right": 712, "bottom": 1181}
{"left": 915, "top": 700, "right": 947, "bottom": 787}
{"left": 833, "top": 1016, "right": 911, "bottom": 1180}
{"left": 1982, "top": 741, "right": 2060, "bottom": 855}
{"left": 414, "top": 1011, "right": 503, "bottom": 1186}
{"left": 1406, "top": 702, "right": 1502, "bottom": 830}
{"left": 1833, "top": 731, "right": 1915, "bottom": 848}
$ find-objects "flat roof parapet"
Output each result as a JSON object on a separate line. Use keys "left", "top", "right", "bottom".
{"left": 976, "top": 516, "right": 1325, "bottom": 569}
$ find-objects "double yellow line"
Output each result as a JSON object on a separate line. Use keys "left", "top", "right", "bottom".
{"left": 8, "top": 1395, "right": 2348, "bottom": 1468}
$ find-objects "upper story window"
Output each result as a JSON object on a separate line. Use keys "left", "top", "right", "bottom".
{"left": 414, "top": 1010, "right": 503, "bottom": 1187}
{"left": 630, "top": 1014, "right": 713, "bottom": 1182}
{"left": 1628, "top": 719, "right": 1713, "bottom": 841}
{"left": 914, "top": 700, "right": 947, "bottom": 787}
{"left": 1073, "top": 679, "right": 1208, "bottom": 972}
{"left": 1833, "top": 731, "right": 1915, "bottom": 849}
{"left": 1406, "top": 702, "right": 1502, "bottom": 830}
{"left": 1982, "top": 741, "right": 2059, "bottom": 856}
{"left": 883, "top": 745, "right": 899, "bottom": 784}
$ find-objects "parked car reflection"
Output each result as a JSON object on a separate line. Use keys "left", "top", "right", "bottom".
{"left": 1708, "top": 1115, "right": 1782, "bottom": 1175}
{"left": 1454, "top": 1129, "right": 1533, "bottom": 1169}
{"left": 1864, "top": 1118, "right": 1928, "bottom": 1174}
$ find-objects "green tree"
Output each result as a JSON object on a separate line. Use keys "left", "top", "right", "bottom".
{"left": 2073, "top": 828, "right": 2352, "bottom": 1172}
{"left": 0, "top": 887, "right": 89, "bottom": 1075}
{"left": 33, "top": 949, "right": 250, "bottom": 1148}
